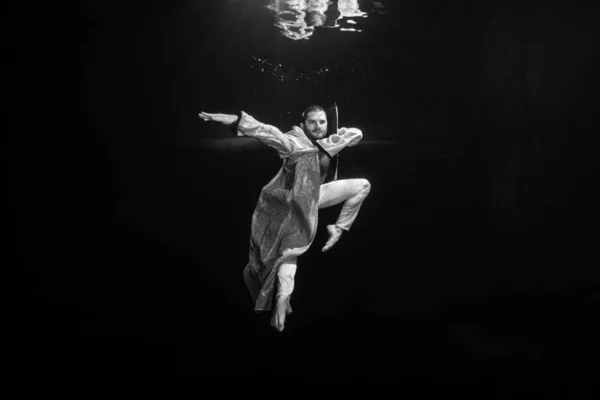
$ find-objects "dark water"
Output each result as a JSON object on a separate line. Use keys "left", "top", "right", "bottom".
{"left": 26, "top": 0, "right": 600, "bottom": 389}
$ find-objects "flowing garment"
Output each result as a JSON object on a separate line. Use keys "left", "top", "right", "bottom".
{"left": 236, "top": 111, "right": 362, "bottom": 311}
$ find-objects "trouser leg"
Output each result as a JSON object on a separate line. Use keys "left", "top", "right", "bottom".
{"left": 277, "top": 258, "right": 297, "bottom": 299}
{"left": 318, "top": 178, "right": 371, "bottom": 231}
{"left": 273, "top": 179, "right": 370, "bottom": 301}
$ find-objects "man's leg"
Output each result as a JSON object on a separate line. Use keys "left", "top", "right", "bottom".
{"left": 271, "top": 259, "right": 296, "bottom": 332}
{"left": 318, "top": 178, "right": 371, "bottom": 251}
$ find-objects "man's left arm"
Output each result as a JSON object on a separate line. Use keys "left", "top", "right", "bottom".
{"left": 316, "top": 127, "right": 363, "bottom": 157}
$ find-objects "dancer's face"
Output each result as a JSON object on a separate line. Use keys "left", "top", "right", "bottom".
{"left": 301, "top": 110, "right": 328, "bottom": 140}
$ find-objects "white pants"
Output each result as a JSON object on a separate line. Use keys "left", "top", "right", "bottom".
{"left": 277, "top": 178, "right": 371, "bottom": 298}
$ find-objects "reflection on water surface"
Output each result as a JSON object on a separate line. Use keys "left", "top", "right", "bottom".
{"left": 265, "top": 0, "right": 386, "bottom": 41}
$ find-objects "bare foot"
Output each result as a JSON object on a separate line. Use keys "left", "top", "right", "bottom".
{"left": 322, "top": 224, "right": 343, "bottom": 252}
{"left": 271, "top": 295, "right": 293, "bottom": 332}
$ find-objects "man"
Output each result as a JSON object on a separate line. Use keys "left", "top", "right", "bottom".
{"left": 199, "top": 106, "right": 371, "bottom": 331}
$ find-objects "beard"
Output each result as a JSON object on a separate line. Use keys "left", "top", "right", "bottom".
{"left": 302, "top": 125, "right": 326, "bottom": 140}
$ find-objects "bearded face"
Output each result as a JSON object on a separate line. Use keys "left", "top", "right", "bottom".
{"left": 301, "top": 110, "right": 328, "bottom": 140}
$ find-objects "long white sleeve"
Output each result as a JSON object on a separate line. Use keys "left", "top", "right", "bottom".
{"left": 236, "top": 111, "right": 294, "bottom": 157}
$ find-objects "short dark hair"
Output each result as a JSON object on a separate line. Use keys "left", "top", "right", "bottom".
{"left": 301, "top": 105, "right": 326, "bottom": 124}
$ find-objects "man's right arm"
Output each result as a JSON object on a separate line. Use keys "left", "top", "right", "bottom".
{"left": 199, "top": 111, "right": 294, "bottom": 156}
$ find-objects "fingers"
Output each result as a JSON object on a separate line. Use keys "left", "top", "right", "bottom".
{"left": 198, "top": 112, "right": 213, "bottom": 121}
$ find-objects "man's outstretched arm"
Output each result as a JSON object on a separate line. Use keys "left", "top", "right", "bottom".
{"left": 199, "top": 111, "right": 294, "bottom": 156}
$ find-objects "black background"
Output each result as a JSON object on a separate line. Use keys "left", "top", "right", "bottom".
{"left": 24, "top": 0, "right": 600, "bottom": 390}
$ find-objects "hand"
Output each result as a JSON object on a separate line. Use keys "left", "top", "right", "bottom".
{"left": 199, "top": 112, "right": 237, "bottom": 125}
